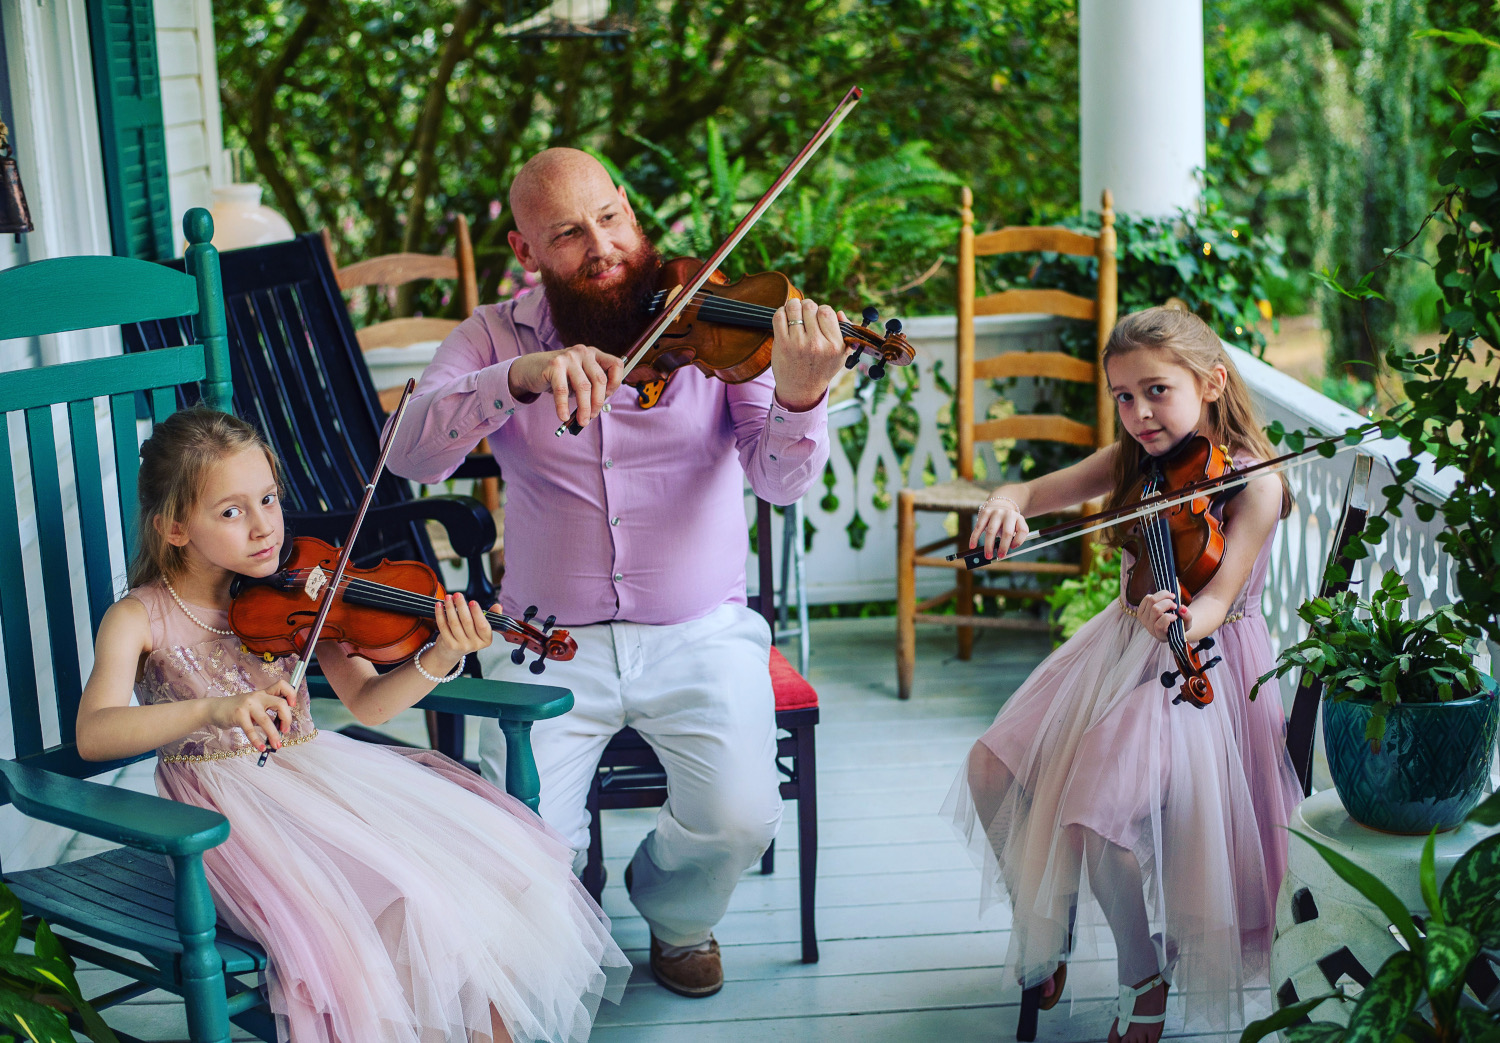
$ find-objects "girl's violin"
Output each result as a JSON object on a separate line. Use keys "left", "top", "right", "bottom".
{"left": 1121, "top": 434, "right": 1237, "bottom": 709}
{"left": 229, "top": 536, "right": 575, "bottom": 675}
{"left": 620, "top": 258, "right": 916, "bottom": 407}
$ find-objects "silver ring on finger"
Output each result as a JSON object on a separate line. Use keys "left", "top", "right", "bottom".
{"left": 787, "top": 319, "right": 805, "bottom": 327}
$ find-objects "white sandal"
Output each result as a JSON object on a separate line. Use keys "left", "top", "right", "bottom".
{"left": 1113, "top": 973, "right": 1168, "bottom": 1037}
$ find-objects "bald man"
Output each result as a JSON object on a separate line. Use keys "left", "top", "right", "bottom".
{"left": 386, "top": 148, "right": 846, "bottom": 998}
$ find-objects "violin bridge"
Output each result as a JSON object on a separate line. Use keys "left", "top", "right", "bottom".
{"left": 305, "top": 565, "right": 328, "bottom": 601}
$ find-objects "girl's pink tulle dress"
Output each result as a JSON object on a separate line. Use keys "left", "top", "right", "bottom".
{"left": 129, "top": 582, "right": 629, "bottom": 1043}
{"left": 944, "top": 476, "right": 1303, "bottom": 1028}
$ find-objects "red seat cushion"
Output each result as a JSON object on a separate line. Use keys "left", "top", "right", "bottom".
{"left": 769, "top": 645, "right": 818, "bottom": 711}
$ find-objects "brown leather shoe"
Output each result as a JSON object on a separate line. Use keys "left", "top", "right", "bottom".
{"left": 649, "top": 935, "right": 724, "bottom": 998}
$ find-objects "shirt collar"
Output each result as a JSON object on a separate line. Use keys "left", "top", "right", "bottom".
{"left": 511, "top": 288, "right": 560, "bottom": 348}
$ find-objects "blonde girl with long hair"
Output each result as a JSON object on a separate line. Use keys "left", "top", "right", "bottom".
{"left": 946, "top": 308, "right": 1302, "bottom": 1041}
{"left": 76, "top": 407, "right": 627, "bottom": 1043}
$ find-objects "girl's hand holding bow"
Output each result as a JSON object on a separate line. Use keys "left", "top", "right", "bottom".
{"left": 210, "top": 680, "right": 298, "bottom": 753}
{"left": 1139, "top": 590, "right": 1192, "bottom": 643}
{"left": 970, "top": 491, "right": 1030, "bottom": 561}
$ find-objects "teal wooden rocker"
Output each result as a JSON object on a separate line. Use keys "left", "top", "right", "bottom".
{"left": 0, "top": 209, "right": 573, "bottom": 1042}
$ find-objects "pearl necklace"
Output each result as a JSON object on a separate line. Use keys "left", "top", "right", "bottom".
{"left": 163, "top": 580, "right": 234, "bottom": 636}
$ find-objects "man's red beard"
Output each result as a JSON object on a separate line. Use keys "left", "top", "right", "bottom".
{"left": 540, "top": 236, "right": 664, "bottom": 358}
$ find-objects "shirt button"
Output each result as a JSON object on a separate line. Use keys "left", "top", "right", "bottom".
{"left": 506, "top": 408, "right": 514, "bottom": 416}
{"left": 774, "top": 415, "right": 785, "bottom": 423}
{"left": 613, "top": 573, "right": 623, "bottom": 582}
{"left": 604, "top": 458, "right": 614, "bottom": 469}
{"left": 611, "top": 517, "right": 620, "bottom": 526}
{"left": 449, "top": 429, "right": 458, "bottom": 439}
{"left": 493, "top": 399, "right": 504, "bottom": 409}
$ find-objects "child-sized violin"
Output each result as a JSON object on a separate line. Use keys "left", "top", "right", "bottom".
{"left": 619, "top": 258, "right": 916, "bottom": 408}
{"left": 1121, "top": 434, "right": 1237, "bottom": 709}
{"left": 229, "top": 536, "right": 576, "bottom": 675}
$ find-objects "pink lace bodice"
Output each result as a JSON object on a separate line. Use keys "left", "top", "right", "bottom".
{"left": 129, "top": 582, "right": 318, "bottom": 763}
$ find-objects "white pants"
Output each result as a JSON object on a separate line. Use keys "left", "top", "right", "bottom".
{"left": 477, "top": 602, "right": 783, "bottom": 947}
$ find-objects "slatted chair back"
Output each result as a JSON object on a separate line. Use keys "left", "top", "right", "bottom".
{"left": 957, "top": 185, "right": 1118, "bottom": 485}
{"left": 0, "top": 209, "right": 232, "bottom": 784}
{"left": 120, "top": 233, "right": 464, "bottom": 591}
{"left": 320, "top": 219, "right": 503, "bottom": 579}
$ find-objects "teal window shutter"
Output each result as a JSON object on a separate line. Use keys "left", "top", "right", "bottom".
{"left": 85, "top": 0, "right": 173, "bottom": 261}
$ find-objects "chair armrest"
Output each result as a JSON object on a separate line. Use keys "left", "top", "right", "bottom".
{"left": 289, "top": 494, "right": 496, "bottom": 560}
{"left": 416, "top": 676, "right": 573, "bottom": 723}
{"left": 451, "top": 455, "right": 501, "bottom": 481}
{"left": 0, "top": 760, "right": 229, "bottom": 856}
{"left": 288, "top": 495, "right": 496, "bottom": 603}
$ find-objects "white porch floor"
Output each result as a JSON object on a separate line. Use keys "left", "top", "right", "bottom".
{"left": 61, "top": 616, "right": 1262, "bottom": 1042}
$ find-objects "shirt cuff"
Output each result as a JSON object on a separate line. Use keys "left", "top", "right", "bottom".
{"left": 476, "top": 357, "right": 530, "bottom": 424}
{"left": 767, "top": 390, "right": 828, "bottom": 439}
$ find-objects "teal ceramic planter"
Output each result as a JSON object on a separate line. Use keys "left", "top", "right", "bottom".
{"left": 1323, "top": 677, "right": 1500, "bottom": 834}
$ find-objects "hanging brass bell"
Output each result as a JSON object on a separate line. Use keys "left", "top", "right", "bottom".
{"left": 0, "top": 118, "right": 35, "bottom": 239}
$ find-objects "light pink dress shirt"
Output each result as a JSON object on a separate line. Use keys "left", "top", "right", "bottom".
{"left": 384, "top": 291, "right": 830, "bottom": 626}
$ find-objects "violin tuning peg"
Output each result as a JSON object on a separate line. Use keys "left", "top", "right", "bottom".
{"left": 868, "top": 362, "right": 886, "bottom": 380}
{"left": 1196, "top": 637, "right": 1215, "bottom": 652}
{"left": 542, "top": 614, "right": 556, "bottom": 631}
{"left": 511, "top": 648, "right": 526, "bottom": 665}
{"left": 1203, "top": 656, "right": 1223, "bottom": 671}
{"left": 844, "top": 352, "right": 861, "bottom": 370}
{"left": 529, "top": 658, "right": 546, "bottom": 675}
{"left": 884, "top": 318, "right": 903, "bottom": 335}
{"left": 523, "top": 605, "right": 538, "bottom": 623}
{"left": 1160, "top": 670, "right": 1179, "bottom": 687}
{"left": 861, "top": 306, "right": 880, "bottom": 326}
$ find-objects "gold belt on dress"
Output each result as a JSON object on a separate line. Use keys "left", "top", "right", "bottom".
{"left": 159, "top": 728, "right": 319, "bottom": 764}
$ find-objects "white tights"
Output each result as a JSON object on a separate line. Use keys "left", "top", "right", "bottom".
{"left": 968, "top": 744, "right": 1163, "bottom": 987}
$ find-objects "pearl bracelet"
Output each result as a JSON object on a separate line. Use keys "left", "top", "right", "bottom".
{"left": 984, "top": 494, "right": 1021, "bottom": 512}
{"left": 414, "top": 642, "right": 465, "bottom": 683}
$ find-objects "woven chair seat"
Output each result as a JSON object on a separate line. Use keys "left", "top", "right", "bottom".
{"left": 905, "top": 479, "right": 993, "bottom": 511}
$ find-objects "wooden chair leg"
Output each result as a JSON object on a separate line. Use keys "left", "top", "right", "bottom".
{"left": 497, "top": 718, "right": 540, "bottom": 812}
{"left": 1017, "top": 984, "right": 1042, "bottom": 1041}
{"left": 583, "top": 778, "right": 606, "bottom": 902}
{"left": 796, "top": 722, "right": 819, "bottom": 964}
{"left": 173, "top": 853, "right": 233, "bottom": 1043}
{"left": 956, "top": 509, "right": 975, "bottom": 660}
{"left": 761, "top": 839, "right": 775, "bottom": 874}
{"left": 897, "top": 491, "right": 917, "bottom": 700}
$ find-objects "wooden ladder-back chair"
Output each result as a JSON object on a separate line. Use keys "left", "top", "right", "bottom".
{"left": 895, "top": 187, "right": 1118, "bottom": 700}
{"left": 322, "top": 219, "right": 503, "bottom": 581}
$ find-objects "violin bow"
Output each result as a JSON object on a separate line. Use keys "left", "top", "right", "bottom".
{"left": 949, "top": 420, "right": 1385, "bottom": 571}
{"left": 556, "top": 85, "right": 864, "bottom": 437}
{"left": 259, "top": 378, "right": 418, "bottom": 766}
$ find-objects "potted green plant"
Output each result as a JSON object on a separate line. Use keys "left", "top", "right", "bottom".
{"left": 1255, "top": 571, "right": 1496, "bottom": 833}
{"left": 0, "top": 881, "right": 119, "bottom": 1042}
{"left": 1243, "top": 790, "right": 1500, "bottom": 1043}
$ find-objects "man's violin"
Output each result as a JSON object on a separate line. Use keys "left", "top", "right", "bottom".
{"left": 229, "top": 536, "right": 575, "bottom": 675}
{"left": 621, "top": 258, "right": 915, "bottom": 407}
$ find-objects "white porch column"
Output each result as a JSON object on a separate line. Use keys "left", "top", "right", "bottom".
{"left": 1079, "top": 0, "right": 1206, "bottom": 217}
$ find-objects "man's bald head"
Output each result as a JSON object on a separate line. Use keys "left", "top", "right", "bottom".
{"left": 509, "top": 148, "right": 620, "bottom": 239}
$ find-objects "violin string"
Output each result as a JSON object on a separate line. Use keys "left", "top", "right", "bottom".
{"left": 276, "top": 570, "right": 537, "bottom": 640}
{"left": 1139, "top": 475, "right": 1190, "bottom": 662}
{"left": 649, "top": 289, "right": 883, "bottom": 343}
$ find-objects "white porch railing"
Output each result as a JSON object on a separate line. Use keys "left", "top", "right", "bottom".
{"left": 364, "top": 315, "right": 1465, "bottom": 668}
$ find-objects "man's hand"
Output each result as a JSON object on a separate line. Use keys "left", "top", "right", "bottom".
{"left": 508, "top": 345, "right": 626, "bottom": 426}
{"left": 770, "top": 297, "right": 850, "bottom": 412}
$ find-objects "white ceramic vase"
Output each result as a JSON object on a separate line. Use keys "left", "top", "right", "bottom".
{"left": 204, "top": 184, "right": 294, "bottom": 251}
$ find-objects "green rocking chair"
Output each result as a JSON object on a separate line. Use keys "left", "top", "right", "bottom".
{"left": 0, "top": 209, "right": 573, "bottom": 1042}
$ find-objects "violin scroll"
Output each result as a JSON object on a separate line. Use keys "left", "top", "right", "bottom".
{"left": 508, "top": 605, "right": 573, "bottom": 675}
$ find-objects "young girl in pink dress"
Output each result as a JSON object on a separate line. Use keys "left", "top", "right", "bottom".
{"left": 947, "top": 308, "right": 1303, "bottom": 1041}
{"left": 76, "top": 407, "right": 629, "bottom": 1043}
